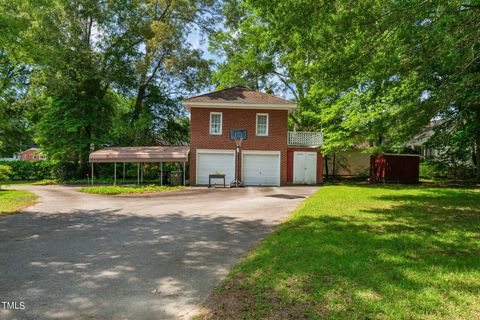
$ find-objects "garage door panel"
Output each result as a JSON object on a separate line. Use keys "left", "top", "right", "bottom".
{"left": 293, "top": 151, "right": 317, "bottom": 184}
{"left": 197, "top": 152, "right": 235, "bottom": 185}
{"left": 242, "top": 153, "right": 280, "bottom": 186}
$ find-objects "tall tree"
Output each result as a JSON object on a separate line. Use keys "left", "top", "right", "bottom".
{"left": 1, "top": 0, "right": 220, "bottom": 176}
{"left": 115, "top": 0, "right": 216, "bottom": 144}
{"left": 211, "top": 0, "right": 480, "bottom": 178}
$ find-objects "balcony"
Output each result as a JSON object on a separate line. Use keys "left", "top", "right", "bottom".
{"left": 288, "top": 131, "right": 323, "bottom": 147}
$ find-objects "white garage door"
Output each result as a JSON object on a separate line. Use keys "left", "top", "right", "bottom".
{"left": 196, "top": 150, "right": 235, "bottom": 185}
{"left": 242, "top": 151, "right": 280, "bottom": 186}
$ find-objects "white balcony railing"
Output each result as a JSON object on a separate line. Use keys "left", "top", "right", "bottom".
{"left": 288, "top": 131, "right": 323, "bottom": 147}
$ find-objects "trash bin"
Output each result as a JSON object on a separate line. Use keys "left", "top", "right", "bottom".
{"left": 170, "top": 171, "right": 183, "bottom": 186}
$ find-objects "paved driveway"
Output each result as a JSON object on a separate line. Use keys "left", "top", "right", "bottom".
{"left": 0, "top": 185, "right": 317, "bottom": 319}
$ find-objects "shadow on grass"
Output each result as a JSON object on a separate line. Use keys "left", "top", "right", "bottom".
{"left": 201, "top": 185, "right": 480, "bottom": 319}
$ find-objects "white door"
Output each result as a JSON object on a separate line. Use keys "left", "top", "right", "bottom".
{"left": 293, "top": 152, "right": 317, "bottom": 184}
{"left": 242, "top": 152, "right": 280, "bottom": 186}
{"left": 196, "top": 150, "right": 235, "bottom": 185}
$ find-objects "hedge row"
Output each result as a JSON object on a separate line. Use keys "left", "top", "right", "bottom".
{"left": 0, "top": 161, "right": 189, "bottom": 182}
{"left": 0, "top": 160, "right": 57, "bottom": 181}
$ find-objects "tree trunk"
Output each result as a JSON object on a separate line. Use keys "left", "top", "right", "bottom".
{"left": 324, "top": 155, "right": 329, "bottom": 179}
{"left": 476, "top": 135, "right": 480, "bottom": 180}
{"left": 131, "top": 83, "right": 146, "bottom": 123}
{"left": 332, "top": 152, "right": 336, "bottom": 183}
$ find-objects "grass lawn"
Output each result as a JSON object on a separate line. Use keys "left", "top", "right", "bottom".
{"left": 198, "top": 184, "right": 480, "bottom": 319}
{"left": 78, "top": 185, "right": 185, "bottom": 195}
{"left": 0, "top": 189, "right": 38, "bottom": 214}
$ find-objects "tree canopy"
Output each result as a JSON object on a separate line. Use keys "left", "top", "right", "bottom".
{"left": 1, "top": 0, "right": 478, "bottom": 178}
{"left": 210, "top": 0, "right": 479, "bottom": 177}
{"left": 0, "top": 0, "right": 221, "bottom": 175}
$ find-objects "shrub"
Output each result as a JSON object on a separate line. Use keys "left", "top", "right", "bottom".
{"left": 420, "top": 158, "right": 475, "bottom": 180}
{"left": 0, "top": 164, "right": 12, "bottom": 181}
{"left": 51, "top": 161, "right": 77, "bottom": 180}
{"left": 0, "top": 160, "right": 56, "bottom": 181}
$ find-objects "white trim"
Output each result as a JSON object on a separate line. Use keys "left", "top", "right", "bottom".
{"left": 383, "top": 153, "right": 421, "bottom": 157}
{"left": 241, "top": 150, "right": 281, "bottom": 186}
{"left": 242, "top": 150, "right": 280, "bottom": 155}
{"left": 185, "top": 102, "right": 296, "bottom": 108}
{"left": 197, "top": 149, "right": 235, "bottom": 154}
{"left": 256, "top": 113, "right": 269, "bottom": 136}
{"left": 209, "top": 112, "right": 222, "bottom": 135}
{"left": 195, "top": 149, "right": 236, "bottom": 185}
{"left": 184, "top": 102, "right": 296, "bottom": 113}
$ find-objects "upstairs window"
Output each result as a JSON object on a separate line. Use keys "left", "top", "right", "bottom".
{"left": 210, "top": 112, "right": 222, "bottom": 135}
{"left": 256, "top": 113, "right": 269, "bottom": 136}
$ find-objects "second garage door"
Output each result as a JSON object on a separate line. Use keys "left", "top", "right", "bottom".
{"left": 196, "top": 150, "right": 235, "bottom": 185}
{"left": 242, "top": 151, "right": 280, "bottom": 186}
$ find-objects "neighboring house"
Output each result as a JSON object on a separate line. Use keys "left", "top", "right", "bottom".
{"left": 406, "top": 120, "right": 443, "bottom": 157}
{"left": 0, "top": 153, "right": 19, "bottom": 161}
{"left": 324, "top": 150, "right": 371, "bottom": 177}
{"left": 183, "top": 86, "right": 323, "bottom": 186}
{"left": 18, "top": 148, "right": 47, "bottom": 162}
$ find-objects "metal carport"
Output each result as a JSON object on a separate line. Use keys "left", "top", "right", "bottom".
{"left": 89, "top": 146, "right": 190, "bottom": 185}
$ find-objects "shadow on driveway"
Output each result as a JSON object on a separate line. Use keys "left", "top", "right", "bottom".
{"left": 0, "top": 208, "right": 271, "bottom": 320}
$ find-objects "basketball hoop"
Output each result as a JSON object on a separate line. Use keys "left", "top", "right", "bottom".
{"left": 235, "top": 136, "right": 243, "bottom": 148}
{"left": 231, "top": 136, "right": 244, "bottom": 187}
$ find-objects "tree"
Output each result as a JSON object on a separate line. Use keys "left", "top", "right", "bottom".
{"left": 109, "top": 0, "right": 216, "bottom": 144}
{"left": 1, "top": 0, "right": 219, "bottom": 177}
{"left": 211, "top": 0, "right": 480, "bottom": 178}
{"left": 0, "top": 0, "right": 36, "bottom": 156}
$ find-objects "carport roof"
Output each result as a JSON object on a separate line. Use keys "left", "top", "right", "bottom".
{"left": 89, "top": 146, "right": 190, "bottom": 163}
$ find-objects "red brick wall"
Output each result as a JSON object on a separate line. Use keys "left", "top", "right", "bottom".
{"left": 287, "top": 147, "right": 324, "bottom": 184}
{"left": 189, "top": 107, "right": 289, "bottom": 185}
{"left": 19, "top": 150, "right": 42, "bottom": 162}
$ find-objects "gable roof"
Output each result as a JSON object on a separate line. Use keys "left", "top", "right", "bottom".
{"left": 182, "top": 86, "right": 296, "bottom": 112}
{"left": 19, "top": 148, "right": 40, "bottom": 154}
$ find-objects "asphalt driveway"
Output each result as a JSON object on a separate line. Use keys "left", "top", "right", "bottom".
{"left": 0, "top": 185, "right": 318, "bottom": 320}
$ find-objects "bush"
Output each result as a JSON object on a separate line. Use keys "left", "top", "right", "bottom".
{"left": 51, "top": 161, "right": 77, "bottom": 180}
{"left": 0, "top": 160, "right": 56, "bottom": 181}
{"left": 420, "top": 158, "right": 475, "bottom": 180}
{"left": 0, "top": 164, "right": 12, "bottom": 181}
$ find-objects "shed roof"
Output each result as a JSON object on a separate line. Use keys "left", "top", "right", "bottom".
{"left": 89, "top": 146, "right": 189, "bottom": 163}
{"left": 183, "top": 86, "right": 296, "bottom": 112}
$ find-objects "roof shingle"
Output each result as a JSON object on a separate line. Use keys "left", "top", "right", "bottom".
{"left": 183, "top": 86, "right": 294, "bottom": 105}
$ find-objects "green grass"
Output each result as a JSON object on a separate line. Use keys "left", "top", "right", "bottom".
{"left": 1, "top": 178, "right": 163, "bottom": 186}
{"left": 78, "top": 184, "right": 185, "bottom": 195}
{"left": 0, "top": 189, "right": 38, "bottom": 214}
{"left": 30, "top": 179, "right": 59, "bottom": 185}
{"left": 200, "top": 185, "right": 480, "bottom": 319}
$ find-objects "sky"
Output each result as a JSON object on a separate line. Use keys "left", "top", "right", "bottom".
{"left": 186, "top": 27, "right": 222, "bottom": 62}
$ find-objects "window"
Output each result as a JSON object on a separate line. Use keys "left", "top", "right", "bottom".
{"left": 256, "top": 113, "right": 269, "bottom": 136}
{"left": 210, "top": 112, "right": 222, "bottom": 135}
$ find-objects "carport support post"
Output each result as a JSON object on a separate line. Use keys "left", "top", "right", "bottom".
{"left": 183, "top": 162, "right": 186, "bottom": 186}
{"left": 91, "top": 162, "right": 94, "bottom": 185}
{"left": 137, "top": 163, "right": 140, "bottom": 185}
{"left": 113, "top": 162, "right": 117, "bottom": 186}
{"left": 123, "top": 162, "right": 125, "bottom": 181}
{"left": 160, "top": 162, "right": 163, "bottom": 186}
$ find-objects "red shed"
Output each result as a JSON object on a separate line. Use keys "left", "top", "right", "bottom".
{"left": 370, "top": 153, "right": 420, "bottom": 184}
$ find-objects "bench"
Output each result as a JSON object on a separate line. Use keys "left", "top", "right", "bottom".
{"left": 208, "top": 174, "right": 226, "bottom": 188}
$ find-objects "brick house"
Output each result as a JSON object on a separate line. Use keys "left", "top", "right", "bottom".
{"left": 18, "top": 148, "right": 47, "bottom": 162}
{"left": 183, "top": 86, "right": 323, "bottom": 186}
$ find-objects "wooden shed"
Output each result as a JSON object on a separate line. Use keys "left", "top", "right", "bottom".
{"left": 370, "top": 153, "right": 420, "bottom": 184}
